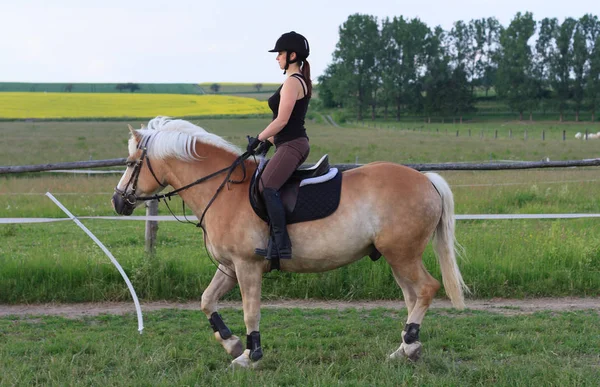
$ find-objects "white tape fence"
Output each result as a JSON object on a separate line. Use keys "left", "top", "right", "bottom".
{"left": 3, "top": 213, "right": 600, "bottom": 224}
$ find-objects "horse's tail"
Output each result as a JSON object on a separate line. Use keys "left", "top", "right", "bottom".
{"left": 425, "top": 173, "right": 469, "bottom": 310}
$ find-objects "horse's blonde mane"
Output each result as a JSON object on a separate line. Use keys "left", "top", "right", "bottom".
{"left": 129, "top": 116, "right": 241, "bottom": 161}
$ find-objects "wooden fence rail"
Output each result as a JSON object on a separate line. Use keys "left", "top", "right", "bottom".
{"left": 3, "top": 157, "right": 600, "bottom": 175}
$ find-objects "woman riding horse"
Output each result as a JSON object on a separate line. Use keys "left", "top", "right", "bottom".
{"left": 246, "top": 31, "right": 312, "bottom": 260}
{"left": 112, "top": 114, "right": 469, "bottom": 367}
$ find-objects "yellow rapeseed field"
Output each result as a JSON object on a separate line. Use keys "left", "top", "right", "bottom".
{"left": 0, "top": 92, "right": 270, "bottom": 119}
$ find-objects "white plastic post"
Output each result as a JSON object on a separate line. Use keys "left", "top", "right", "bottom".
{"left": 45, "top": 192, "right": 144, "bottom": 334}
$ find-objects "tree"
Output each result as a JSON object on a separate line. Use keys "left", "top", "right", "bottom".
{"left": 380, "top": 16, "right": 430, "bottom": 120}
{"left": 449, "top": 21, "right": 474, "bottom": 93}
{"left": 588, "top": 35, "right": 600, "bottom": 121}
{"left": 254, "top": 83, "right": 263, "bottom": 92}
{"left": 582, "top": 14, "right": 600, "bottom": 121}
{"left": 316, "top": 64, "right": 343, "bottom": 108}
{"left": 533, "top": 17, "right": 558, "bottom": 117}
{"left": 448, "top": 20, "right": 477, "bottom": 121}
{"left": 422, "top": 26, "right": 453, "bottom": 122}
{"left": 449, "top": 65, "right": 476, "bottom": 122}
{"left": 210, "top": 83, "right": 221, "bottom": 93}
{"left": 550, "top": 18, "right": 577, "bottom": 121}
{"left": 116, "top": 83, "right": 140, "bottom": 93}
{"left": 496, "top": 12, "right": 537, "bottom": 120}
{"left": 64, "top": 84, "right": 74, "bottom": 92}
{"left": 572, "top": 20, "right": 589, "bottom": 121}
{"left": 477, "top": 18, "right": 502, "bottom": 97}
{"left": 329, "top": 13, "right": 381, "bottom": 121}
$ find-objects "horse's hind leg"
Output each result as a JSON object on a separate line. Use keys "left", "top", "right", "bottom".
{"left": 201, "top": 264, "right": 243, "bottom": 358}
{"left": 387, "top": 258, "right": 440, "bottom": 361}
{"left": 391, "top": 272, "right": 417, "bottom": 317}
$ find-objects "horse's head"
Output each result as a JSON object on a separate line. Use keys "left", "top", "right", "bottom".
{"left": 112, "top": 124, "right": 167, "bottom": 215}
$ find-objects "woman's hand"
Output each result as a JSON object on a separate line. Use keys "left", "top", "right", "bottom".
{"left": 246, "top": 135, "right": 262, "bottom": 152}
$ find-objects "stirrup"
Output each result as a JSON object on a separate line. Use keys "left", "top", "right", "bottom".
{"left": 255, "top": 239, "right": 292, "bottom": 260}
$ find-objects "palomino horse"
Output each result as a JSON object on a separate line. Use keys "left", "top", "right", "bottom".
{"left": 112, "top": 117, "right": 468, "bottom": 367}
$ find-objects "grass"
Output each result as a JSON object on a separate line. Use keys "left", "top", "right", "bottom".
{"left": 1, "top": 119, "right": 600, "bottom": 302}
{"left": 1, "top": 216, "right": 599, "bottom": 303}
{"left": 2, "top": 118, "right": 600, "bottom": 166}
{"left": 1, "top": 308, "right": 599, "bottom": 385}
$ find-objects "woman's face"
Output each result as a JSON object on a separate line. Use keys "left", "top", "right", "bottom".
{"left": 276, "top": 51, "right": 287, "bottom": 69}
{"left": 276, "top": 51, "right": 296, "bottom": 70}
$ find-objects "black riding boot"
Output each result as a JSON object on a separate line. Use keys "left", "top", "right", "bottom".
{"left": 257, "top": 188, "right": 292, "bottom": 259}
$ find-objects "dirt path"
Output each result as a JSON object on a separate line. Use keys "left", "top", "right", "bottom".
{"left": 1, "top": 297, "right": 599, "bottom": 318}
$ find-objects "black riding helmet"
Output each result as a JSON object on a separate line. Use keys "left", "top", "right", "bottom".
{"left": 268, "top": 31, "right": 310, "bottom": 74}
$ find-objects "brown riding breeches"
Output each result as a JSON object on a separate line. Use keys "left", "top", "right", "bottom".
{"left": 259, "top": 137, "right": 310, "bottom": 192}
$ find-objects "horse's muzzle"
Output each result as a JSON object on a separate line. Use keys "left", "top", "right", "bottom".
{"left": 112, "top": 192, "right": 135, "bottom": 216}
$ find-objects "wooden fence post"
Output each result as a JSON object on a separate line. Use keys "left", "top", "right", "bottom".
{"left": 145, "top": 200, "right": 159, "bottom": 255}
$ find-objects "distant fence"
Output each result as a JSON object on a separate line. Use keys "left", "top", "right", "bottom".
{"left": 348, "top": 121, "right": 600, "bottom": 141}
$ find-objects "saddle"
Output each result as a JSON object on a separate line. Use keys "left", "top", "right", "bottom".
{"left": 249, "top": 154, "right": 343, "bottom": 225}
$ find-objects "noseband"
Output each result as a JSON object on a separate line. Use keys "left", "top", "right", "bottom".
{"left": 114, "top": 137, "right": 166, "bottom": 205}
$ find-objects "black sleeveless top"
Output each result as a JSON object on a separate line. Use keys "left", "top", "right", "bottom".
{"left": 268, "top": 73, "right": 310, "bottom": 146}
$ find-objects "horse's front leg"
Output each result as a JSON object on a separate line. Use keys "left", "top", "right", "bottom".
{"left": 200, "top": 264, "right": 244, "bottom": 358}
{"left": 230, "top": 261, "right": 264, "bottom": 369}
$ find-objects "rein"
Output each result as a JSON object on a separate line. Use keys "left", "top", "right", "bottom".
{"left": 115, "top": 136, "right": 253, "bottom": 228}
{"left": 115, "top": 137, "right": 259, "bottom": 282}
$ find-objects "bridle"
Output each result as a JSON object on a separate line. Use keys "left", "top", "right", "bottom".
{"left": 114, "top": 136, "right": 270, "bottom": 281}
{"left": 114, "top": 136, "right": 166, "bottom": 206}
{"left": 114, "top": 135, "right": 252, "bottom": 228}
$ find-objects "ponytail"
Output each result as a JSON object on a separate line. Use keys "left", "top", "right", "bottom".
{"left": 301, "top": 60, "right": 312, "bottom": 98}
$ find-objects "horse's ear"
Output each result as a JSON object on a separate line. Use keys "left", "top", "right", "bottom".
{"left": 141, "top": 124, "right": 146, "bottom": 129}
{"left": 128, "top": 124, "right": 142, "bottom": 144}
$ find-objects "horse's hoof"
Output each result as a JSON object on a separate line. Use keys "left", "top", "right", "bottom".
{"left": 215, "top": 333, "right": 244, "bottom": 358}
{"left": 229, "top": 349, "right": 260, "bottom": 369}
{"left": 402, "top": 342, "right": 422, "bottom": 361}
{"left": 389, "top": 342, "right": 422, "bottom": 361}
{"left": 388, "top": 345, "right": 406, "bottom": 360}
{"left": 225, "top": 336, "right": 244, "bottom": 358}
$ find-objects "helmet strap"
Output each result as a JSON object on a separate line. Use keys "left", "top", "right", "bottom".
{"left": 283, "top": 52, "right": 300, "bottom": 75}
{"left": 283, "top": 52, "right": 292, "bottom": 74}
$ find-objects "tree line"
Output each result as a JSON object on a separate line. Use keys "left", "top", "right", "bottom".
{"left": 317, "top": 13, "right": 600, "bottom": 122}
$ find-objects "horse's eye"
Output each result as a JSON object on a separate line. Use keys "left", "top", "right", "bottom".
{"left": 126, "top": 161, "right": 134, "bottom": 167}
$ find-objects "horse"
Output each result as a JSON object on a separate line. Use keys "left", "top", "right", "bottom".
{"left": 111, "top": 117, "right": 469, "bottom": 367}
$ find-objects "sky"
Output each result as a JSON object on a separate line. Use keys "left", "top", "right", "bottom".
{"left": 0, "top": 0, "right": 594, "bottom": 84}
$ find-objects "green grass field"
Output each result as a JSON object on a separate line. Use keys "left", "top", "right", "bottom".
{"left": 1, "top": 119, "right": 600, "bottom": 303}
{"left": 1, "top": 308, "right": 599, "bottom": 385}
